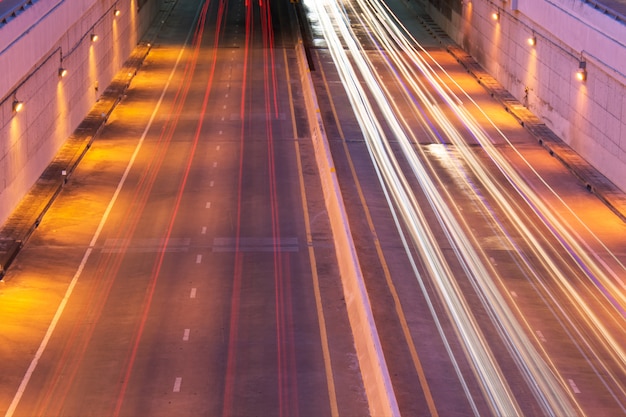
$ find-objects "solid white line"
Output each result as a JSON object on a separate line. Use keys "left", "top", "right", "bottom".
{"left": 201, "top": 226, "right": 207, "bottom": 234}
{"left": 183, "top": 328, "right": 190, "bottom": 341}
{"left": 4, "top": 41, "right": 191, "bottom": 417}
{"left": 190, "top": 288, "right": 197, "bottom": 298}
{"left": 173, "top": 377, "right": 182, "bottom": 392}
{"left": 195, "top": 254, "right": 202, "bottom": 264}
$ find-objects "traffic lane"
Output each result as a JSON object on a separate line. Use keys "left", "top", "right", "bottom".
{"left": 315, "top": 38, "right": 593, "bottom": 415}
{"left": 311, "top": 48, "right": 494, "bottom": 417}
{"left": 103, "top": 41, "right": 368, "bottom": 416}
{"left": 0, "top": 38, "right": 190, "bottom": 415}
{"left": 433, "top": 146, "right": 626, "bottom": 415}
{"left": 0, "top": 3, "right": 320, "bottom": 414}
{"left": 207, "top": 39, "right": 365, "bottom": 415}
{"left": 12, "top": 10, "right": 368, "bottom": 417}
{"left": 0, "top": 0, "right": 199, "bottom": 413}
{"left": 308, "top": 0, "right": 624, "bottom": 412}
{"left": 3, "top": 30, "right": 216, "bottom": 415}
{"left": 372, "top": 43, "right": 626, "bottom": 414}
{"left": 401, "top": 47, "right": 626, "bottom": 413}
{"left": 306, "top": 1, "right": 546, "bottom": 411}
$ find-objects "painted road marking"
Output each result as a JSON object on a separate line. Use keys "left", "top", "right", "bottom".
{"left": 536, "top": 330, "right": 546, "bottom": 342}
{"left": 216, "top": 145, "right": 221, "bottom": 150}
{"left": 183, "top": 329, "right": 190, "bottom": 341}
{"left": 212, "top": 237, "right": 298, "bottom": 252}
{"left": 196, "top": 255, "right": 202, "bottom": 264}
{"left": 201, "top": 226, "right": 207, "bottom": 235}
{"left": 190, "top": 288, "right": 197, "bottom": 298}
{"left": 173, "top": 377, "right": 182, "bottom": 392}
{"left": 102, "top": 238, "right": 190, "bottom": 253}
{"left": 568, "top": 379, "right": 581, "bottom": 394}
{"left": 206, "top": 202, "right": 211, "bottom": 209}
{"left": 285, "top": 46, "right": 339, "bottom": 415}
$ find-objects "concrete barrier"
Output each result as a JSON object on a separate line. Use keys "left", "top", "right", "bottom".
{"left": 295, "top": 41, "right": 400, "bottom": 417}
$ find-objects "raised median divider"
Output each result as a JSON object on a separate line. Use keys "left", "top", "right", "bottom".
{"left": 295, "top": 41, "right": 400, "bottom": 417}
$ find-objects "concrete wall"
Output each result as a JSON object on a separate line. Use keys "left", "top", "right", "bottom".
{"left": 422, "top": 0, "right": 626, "bottom": 192}
{"left": 0, "top": 0, "right": 163, "bottom": 225}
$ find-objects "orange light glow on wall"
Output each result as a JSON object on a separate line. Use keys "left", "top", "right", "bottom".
{"left": 576, "top": 61, "right": 587, "bottom": 81}
{"left": 12, "top": 100, "right": 24, "bottom": 113}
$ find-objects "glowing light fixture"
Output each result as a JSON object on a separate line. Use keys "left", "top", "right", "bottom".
{"left": 114, "top": 8, "right": 120, "bottom": 16}
{"left": 527, "top": 36, "right": 536, "bottom": 46}
{"left": 492, "top": 11, "right": 500, "bottom": 20}
{"left": 576, "top": 61, "right": 587, "bottom": 81}
{"left": 91, "top": 33, "right": 99, "bottom": 42}
{"left": 12, "top": 99, "right": 24, "bottom": 113}
{"left": 58, "top": 67, "right": 68, "bottom": 78}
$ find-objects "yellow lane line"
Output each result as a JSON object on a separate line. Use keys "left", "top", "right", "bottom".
{"left": 283, "top": 48, "right": 340, "bottom": 417}
{"left": 314, "top": 48, "right": 439, "bottom": 417}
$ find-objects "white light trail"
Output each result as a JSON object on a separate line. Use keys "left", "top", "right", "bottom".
{"left": 299, "top": 0, "right": 626, "bottom": 415}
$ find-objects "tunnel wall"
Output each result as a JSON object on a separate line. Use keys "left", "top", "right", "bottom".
{"left": 0, "top": 0, "right": 164, "bottom": 225}
{"left": 419, "top": 0, "right": 626, "bottom": 192}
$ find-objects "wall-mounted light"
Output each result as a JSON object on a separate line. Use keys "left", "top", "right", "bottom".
{"left": 576, "top": 61, "right": 587, "bottom": 81}
{"left": 58, "top": 67, "right": 68, "bottom": 78}
{"left": 91, "top": 33, "right": 99, "bottom": 42}
{"left": 492, "top": 11, "right": 500, "bottom": 20}
{"left": 527, "top": 36, "right": 536, "bottom": 46}
{"left": 12, "top": 99, "right": 24, "bottom": 113}
{"left": 114, "top": 8, "right": 121, "bottom": 17}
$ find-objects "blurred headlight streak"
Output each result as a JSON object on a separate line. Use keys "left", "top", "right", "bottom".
{"left": 300, "top": 0, "right": 626, "bottom": 415}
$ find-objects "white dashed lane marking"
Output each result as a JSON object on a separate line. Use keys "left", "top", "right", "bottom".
{"left": 190, "top": 288, "right": 197, "bottom": 298}
{"left": 173, "top": 377, "right": 182, "bottom": 392}
{"left": 536, "top": 330, "right": 547, "bottom": 342}
{"left": 183, "top": 329, "right": 190, "bottom": 341}
{"left": 568, "top": 379, "right": 581, "bottom": 394}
